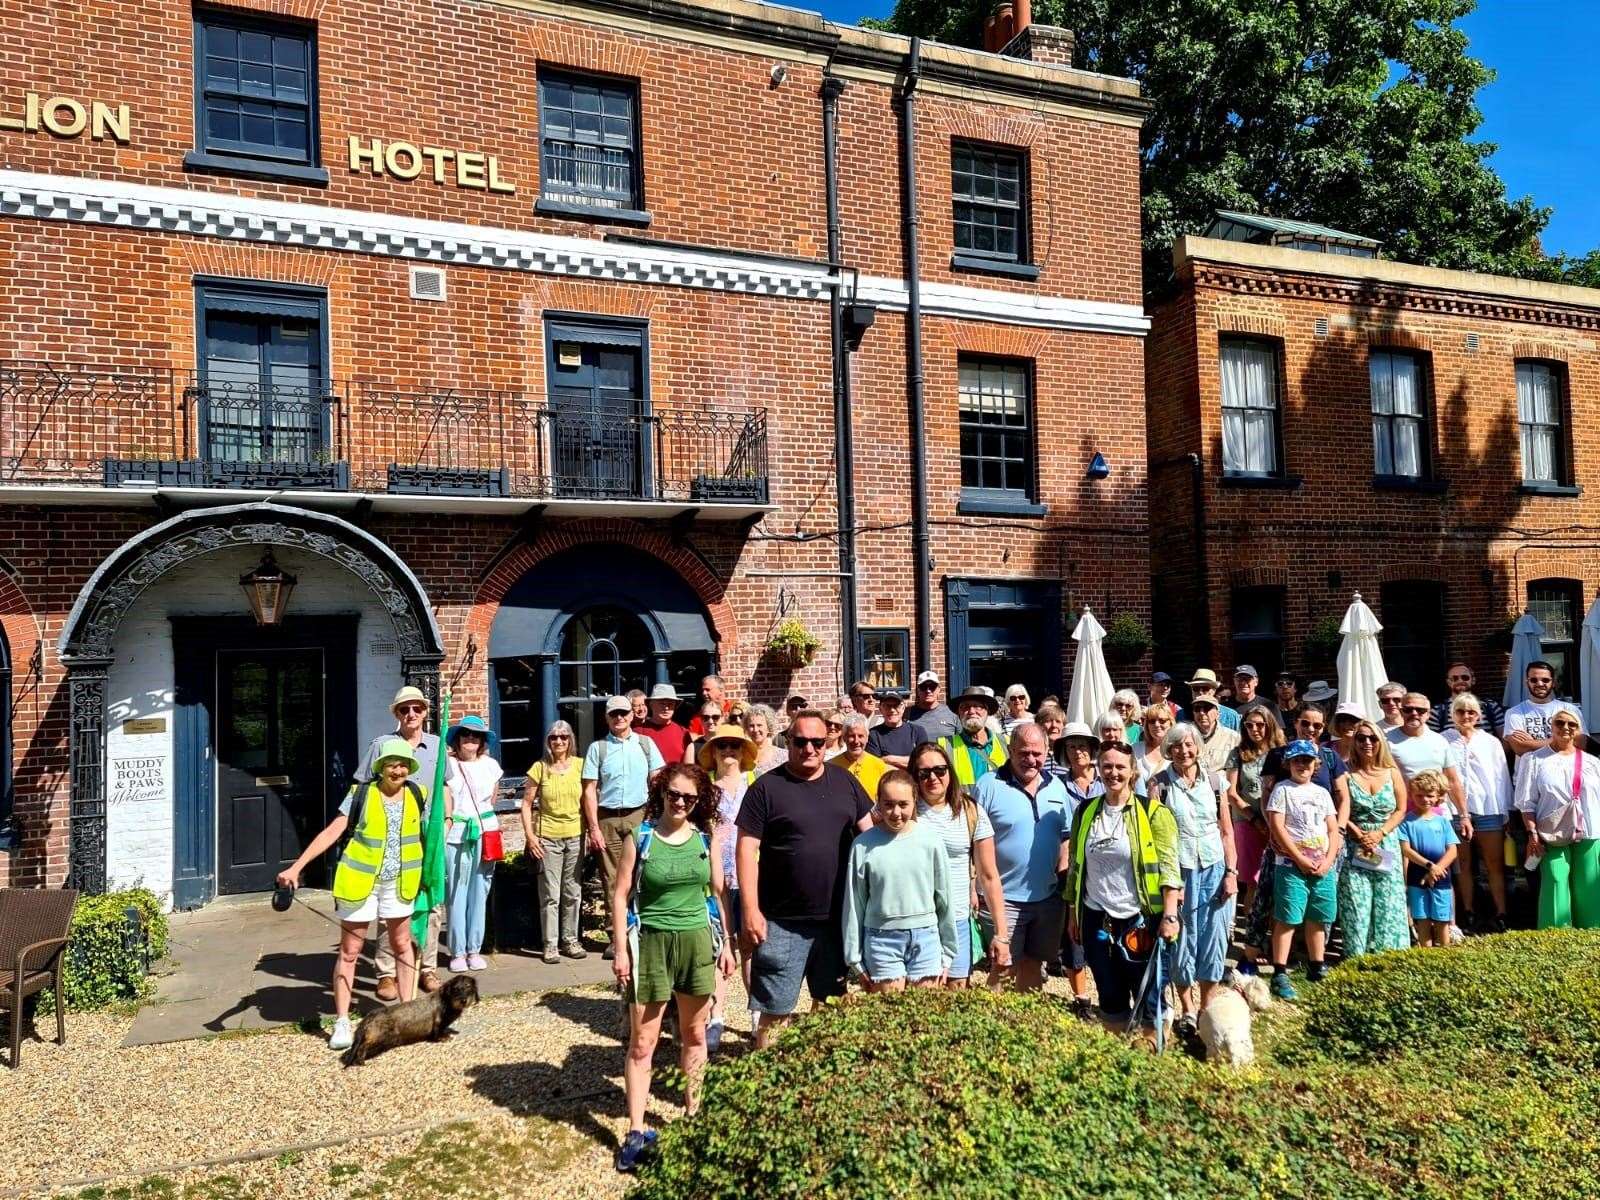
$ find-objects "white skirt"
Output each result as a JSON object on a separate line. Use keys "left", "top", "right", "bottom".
{"left": 335, "top": 876, "right": 416, "bottom": 923}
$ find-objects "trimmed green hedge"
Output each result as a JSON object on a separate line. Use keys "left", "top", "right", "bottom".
{"left": 37, "top": 888, "right": 170, "bottom": 1012}
{"left": 631, "top": 983, "right": 1600, "bottom": 1200}
{"left": 1301, "top": 929, "right": 1600, "bottom": 1077}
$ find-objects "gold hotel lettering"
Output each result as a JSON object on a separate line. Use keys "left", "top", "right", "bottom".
{"left": 348, "top": 136, "right": 515, "bottom": 193}
{"left": 0, "top": 92, "right": 131, "bottom": 142}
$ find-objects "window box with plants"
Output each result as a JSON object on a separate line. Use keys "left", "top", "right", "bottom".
{"left": 766, "top": 618, "right": 821, "bottom": 670}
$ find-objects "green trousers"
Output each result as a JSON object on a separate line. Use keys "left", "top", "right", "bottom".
{"left": 1537, "top": 840, "right": 1600, "bottom": 930}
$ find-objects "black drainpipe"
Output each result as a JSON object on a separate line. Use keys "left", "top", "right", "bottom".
{"left": 900, "top": 37, "right": 932, "bottom": 674}
{"left": 822, "top": 71, "right": 860, "bottom": 683}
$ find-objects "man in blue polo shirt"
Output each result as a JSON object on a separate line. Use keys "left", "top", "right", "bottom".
{"left": 972, "top": 722, "right": 1071, "bottom": 991}
{"left": 582, "top": 694, "right": 665, "bottom": 959}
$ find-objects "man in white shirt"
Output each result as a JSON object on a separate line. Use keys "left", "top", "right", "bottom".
{"left": 1388, "top": 691, "right": 1468, "bottom": 824}
{"left": 1504, "top": 660, "right": 1587, "bottom": 757}
{"left": 1376, "top": 681, "right": 1408, "bottom": 733}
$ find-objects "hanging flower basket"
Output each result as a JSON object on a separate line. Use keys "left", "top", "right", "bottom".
{"left": 1101, "top": 613, "right": 1152, "bottom": 664}
{"left": 1303, "top": 616, "right": 1343, "bottom": 668}
{"left": 766, "top": 618, "right": 821, "bottom": 670}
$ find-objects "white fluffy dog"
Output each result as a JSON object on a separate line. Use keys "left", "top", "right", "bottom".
{"left": 1196, "top": 968, "right": 1274, "bottom": 1067}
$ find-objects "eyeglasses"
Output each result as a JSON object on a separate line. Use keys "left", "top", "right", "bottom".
{"left": 396, "top": 703, "right": 427, "bottom": 715}
{"left": 1354, "top": 733, "right": 1379, "bottom": 744}
{"left": 790, "top": 736, "right": 827, "bottom": 750}
{"left": 913, "top": 765, "right": 949, "bottom": 780}
{"left": 664, "top": 789, "right": 699, "bottom": 805}
{"left": 1402, "top": 706, "right": 1428, "bottom": 716}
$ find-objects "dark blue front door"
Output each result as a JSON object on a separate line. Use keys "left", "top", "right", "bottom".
{"left": 944, "top": 578, "right": 1063, "bottom": 705}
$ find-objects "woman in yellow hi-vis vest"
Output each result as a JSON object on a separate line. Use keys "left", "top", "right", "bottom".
{"left": 277, "top": 736, "right": 426, "bottom": 1052}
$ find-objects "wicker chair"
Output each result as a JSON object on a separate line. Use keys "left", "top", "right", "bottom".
{"left": 0, "top": 888, "right": 78, "bottom": 1067}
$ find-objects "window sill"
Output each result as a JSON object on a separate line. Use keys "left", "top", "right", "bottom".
{"left": 1373, "top": 474, "right": 1448, "bottom": 494}
{"left": 1519, "top": 481, "right": 1583, "bottom": 497}
{"left": 957, "top": 494, "right": 1048, "bottom": 518}
{"left": 950, "top": 254, "right": 1041, "bottom": 281}
{"left": 1219, "top": 473, "right": 1303, "bottom": 490}
{"left": 535, "top": 198, "right": 652, "bottom": 226}
{"left": 183, "top": 151, "right": 329, "bottom": 186}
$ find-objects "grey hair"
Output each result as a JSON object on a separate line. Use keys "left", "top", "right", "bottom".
{"left": 1007, "top": 721, "right": 1047, "bottom": 750}
{"left": 1094, "top": 711, "right": 1125, "bottom": 740}
{"left": 543, "top": 719, "right": 577, "bottom": 764}
{"left": 841, "top": 713, "right": 869, "bottom": 733}
{"left": 1377, "top": 681, "right": 1407, "bottom": 697}
{"left": 1112, "top": 688, "right": 1141, "bottom": 709}
{"left": 744, "top": 704, "right": 777, "bottom": 737}
{"left": 1161, "top": 721, "right": 1202, "bottom": 757}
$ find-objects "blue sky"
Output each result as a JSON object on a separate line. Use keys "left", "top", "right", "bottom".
{"left": 815, "top": 0, "right": 1600, "bottom": 258}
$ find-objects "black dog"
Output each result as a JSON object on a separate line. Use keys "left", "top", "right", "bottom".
{"left": 342, "top": 974, "right": 479, "bottom": 1066}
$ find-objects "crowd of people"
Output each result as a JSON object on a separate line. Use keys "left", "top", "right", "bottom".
{"left": 276, "top": 658, "right": 1599, "bottom": 1172}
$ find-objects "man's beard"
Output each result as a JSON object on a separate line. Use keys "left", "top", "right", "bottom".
{"left": 963, "top": 715, "right": 987, "bottom": 735}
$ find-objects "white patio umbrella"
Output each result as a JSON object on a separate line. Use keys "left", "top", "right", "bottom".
{"left": 1582, "top": 598, "right": 1600, "bottom": 734}
{"left": 1066, "top": 607, "right": 1115, "bottom": 728}
{"left": 1336, "top": 592, "right": 1388, "bottom": 723}
{"left": 1504, "top": 611, "right": 1547, "bottom": 709}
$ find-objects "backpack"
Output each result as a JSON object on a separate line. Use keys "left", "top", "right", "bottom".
{"left": 341, "top": 778, "right": 426, "bottom": 857}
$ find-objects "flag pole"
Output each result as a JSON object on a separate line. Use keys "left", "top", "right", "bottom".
{"left": 411, "top": 688, "right": 451, "bottom": 996}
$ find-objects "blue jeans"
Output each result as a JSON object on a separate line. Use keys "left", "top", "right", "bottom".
{"left": 447, "top": 841, "right": 495, "bottom": 955}
{"left": 1176, "top": 861, "right": 1235, "bottom": 987}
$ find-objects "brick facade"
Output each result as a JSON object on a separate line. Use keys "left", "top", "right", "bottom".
{"left": 0, "top": 0, "right": 1149, "bottom": 894}
{"left": 1148, "top": 235, "right": 1600, "bottom": 704}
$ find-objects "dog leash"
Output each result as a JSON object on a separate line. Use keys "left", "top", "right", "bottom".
{"left": 1129, "top": 923, "right": 1178, "bottom": 1053}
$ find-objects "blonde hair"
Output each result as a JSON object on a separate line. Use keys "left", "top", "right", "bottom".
{"left": 1348, "top": 720, "right": 1396, "bottom": 770}
{"left": 1142, "top": 702, "right": 1176, "bottom": 726}
{"left": 1408, "top": 768, "right": 1448, "bottom": 799}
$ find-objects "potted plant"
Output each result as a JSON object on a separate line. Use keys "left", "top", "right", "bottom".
{"left": 1101, "top": 612, "right": 1152, "bottom": 663}
{"left": 1303, "top": 615, "right": 1343, "bottom": 669}
{"left": 766, "top": 617, "right": 821, "bottom": 669}
{"left": 1484, "top": 609, "right": 1520, "bottom": 653}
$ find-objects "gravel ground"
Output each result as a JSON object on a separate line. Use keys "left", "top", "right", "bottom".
{"left": 4, "top": 978, "right": 770, "bottom": 1200}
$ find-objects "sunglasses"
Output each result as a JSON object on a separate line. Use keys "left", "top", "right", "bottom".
{"left": 790, "top": 736, "right": 827, "bottom": 750}
{"left": 548, "top": 734, "right": 570, "bottom": 741}
{"left": 1379, "top": 696, "right": 1403, "bottom": 705}
{"left": 918, "top": 682, "right": 938, "bottom": 690}
{"left": 1354, "top": 733, "right": 1379, "bottom": 744}
{"left": 913, "top": 765, "right": 949, "bottom": 780}
{"left": 1299, "top": 722, "right": 1325, "bottom": 733}
{"left": 664, "top": 788, "right": 699, "bottom": 805}
{"left": 396, "top": 703, "right": 427, "bottom": 715}
{"left": 1553, "top": 721, "right": 1581, "bottom": 731}
{"left": 712, "top": 740, "right": 743, "bottom": 752}
{"left": 826, "top": 722, "right": 844, "bottom": 730}
{"left": 1402, "top": 706, "right": 1428, "bottom": 716}
{"left": 1448, "top": 675, "right": 1472, "bottom": 683}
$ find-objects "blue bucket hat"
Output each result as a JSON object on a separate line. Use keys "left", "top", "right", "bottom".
{"left": 447, "top": 713, "right": 496, "bottom": 753}
{"left": 1284, "top": 738, "right": 1320, "bottom": 761}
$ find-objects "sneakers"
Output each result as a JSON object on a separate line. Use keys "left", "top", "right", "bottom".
{"left": 1490, "top": 913, "right": 1507, "bottom": 935}
{"left": 615, "top": 1128, "right": 658, "bottom": 1173}
{"left": 1305, "top": 961, "right": 1328, "bottom": 985}
{"left": 450, "top": 956, "right": 469, "bottom": 972}
{"left": 561, "top": 941, "right": 588, "bottom": 960}
{"left": 1070, "top": 995, "right": 1096, "bottom": 1022}
{"left": 1175, "top": 1013, "right": 1199, "bottom": 1038}
{"left": 1270, "top": 971, "right": 1298, "bottom": 1001}
{"left": 707, "top": 1017, "right": 724, "bottom": 1054}
{"left": 467, "top": 954, "right": 488, "bottom": 971}
{"left": 328, "top": 1016, "right": 355, "bottom": 1051}
{"left": 543, "top": 947, "right": 561, "bottom": 965}
{"left": 375, "top": 976, "right": 399, "bottom": 1002}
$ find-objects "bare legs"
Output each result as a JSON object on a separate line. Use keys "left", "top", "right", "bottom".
{"left": 333, "top": 917, "right": 413, "bottom": 1019}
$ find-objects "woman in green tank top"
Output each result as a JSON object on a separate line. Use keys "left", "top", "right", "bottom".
{"left": 610, "top": 764, "right": 734, "bottom": 1173}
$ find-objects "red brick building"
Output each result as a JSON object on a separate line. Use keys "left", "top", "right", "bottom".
{"left": 1148, "top": 224, "right": 1600, "bottom": 703}
{"left": 0, "top": 0, "right": 1149, "bottom": 902}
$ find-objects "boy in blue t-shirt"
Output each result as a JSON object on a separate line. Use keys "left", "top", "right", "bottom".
{"left": 1398, "top": 768, "right": 1459, "bottom": 947}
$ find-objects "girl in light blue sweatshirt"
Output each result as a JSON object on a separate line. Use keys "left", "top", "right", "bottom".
{"left": 843, "top": 770, "right": 957, "bottom": 991}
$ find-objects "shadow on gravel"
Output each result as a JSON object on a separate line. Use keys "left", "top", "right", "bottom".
{"left": 540, "top": 988, "right": 628, "bottom": 1042}
{"left": 466, "top": 1042, "right": 626, "bottom": 1150}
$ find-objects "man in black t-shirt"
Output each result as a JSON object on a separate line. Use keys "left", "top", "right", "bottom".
{"left": 737, "top": 710, "right": 873, "bottom": 1048}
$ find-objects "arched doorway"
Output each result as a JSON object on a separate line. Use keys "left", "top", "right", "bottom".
{"left": 57, "top": 502, "right": 444, "bottom": 902}
{"left": 489, "top": 544, "right": 717, "bottom": 776}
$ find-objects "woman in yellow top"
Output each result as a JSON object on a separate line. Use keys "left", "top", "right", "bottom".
{"left": 278, "top": 736, "right": 422, "bottom": 1052}
{"left": 520, "top": 720, "right": 587, "bottom": 965}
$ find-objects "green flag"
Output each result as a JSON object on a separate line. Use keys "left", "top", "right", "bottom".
{"left": 411, "top": 689, "right": 450, "bottom": 946}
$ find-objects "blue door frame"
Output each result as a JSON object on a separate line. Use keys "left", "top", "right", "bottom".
{"left": 170, "top": 614, "right": 358, "bottom": 909}
{"left": 943, "top": 578, "right": 1063, "bottom": 704}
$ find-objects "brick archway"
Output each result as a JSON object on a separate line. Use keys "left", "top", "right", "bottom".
{"left": 466, "top": 520, "right": 738, "bottom": 655}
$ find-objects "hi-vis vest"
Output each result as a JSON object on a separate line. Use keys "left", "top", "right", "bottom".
{"left": 938, "top": 733, "right": 1007, "bottom": 787}
{"left": 1067, "top": 794, "right": 1165, "bottom": 918}
{"left": 334, "top": 781, "right": 425, "bottom": 904}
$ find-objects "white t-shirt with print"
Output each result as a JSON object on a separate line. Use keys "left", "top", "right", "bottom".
{"left": 1266, "top": 780, "right": 1335, "bottom": 868}
{"left": 1505, "top": 699, "right": 1584, "bottom": 745}
{"left": 1082, "top": 802, "right": 1141, "bottom": 919}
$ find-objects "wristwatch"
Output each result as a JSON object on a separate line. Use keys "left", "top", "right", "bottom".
{"left": 1223, "top": 868, "right": 1238, "bottom": 876}
{"left": 991, "top": 934, "right": 1011, "bottom": 944}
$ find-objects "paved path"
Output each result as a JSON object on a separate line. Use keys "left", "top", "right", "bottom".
{"left": 126, "top": 890, "right": 614, "bottom": 1046}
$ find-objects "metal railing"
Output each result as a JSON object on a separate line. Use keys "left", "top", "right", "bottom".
{"left": 540, "top": 140, "right": 636, "bottom": 208}
{"left": 1, "top": 362, "right": 768, "bottom": 504}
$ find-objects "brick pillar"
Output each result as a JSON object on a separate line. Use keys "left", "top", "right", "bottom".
{"left": 1000, "top": 23, "right": 1076, "bottom": 66}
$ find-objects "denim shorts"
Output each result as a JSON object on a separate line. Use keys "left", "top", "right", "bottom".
{"left": 1004, "top": 896, "right": 1067, "bottom": 963}
{"left": 1463, "top": 811, "right": 1508, "bottom": 834}
{"left": 863, "top": 925, "right": 942, "bottom": 981}
{"left": 948, "top": 918, "right": 973, "bottom": 979}
{"left": 748, "top": 917, "right": 847, "bottom": 1015}
{"left": 1408, "top": 882, "right": 1454, "bottom": 922}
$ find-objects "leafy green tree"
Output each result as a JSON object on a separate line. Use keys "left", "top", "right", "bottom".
{"left": 879, "top": 0, "right": 1568, "bottom": 291}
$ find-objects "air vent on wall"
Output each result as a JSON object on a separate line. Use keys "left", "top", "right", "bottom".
{"left": 410, "top": 266, "right": 446, "bottom": 302}
{"left": 1465, "top": 332, "right": 1480, "bottom": 353}
{"left": 1313, "top": 316, "right": 1329, "bottom": 337}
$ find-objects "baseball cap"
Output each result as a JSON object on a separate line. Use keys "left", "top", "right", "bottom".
{"left": 916, "top": 670, "right": 940, "bottom": 687}
{"left": 1285, "top": 739, "right": 1320, "bottom": 760}
{"left": 1333, "top": 701, "right": 1365, "bottom": 723}
{"left": 648, "top": 683, "right": 680, "bottom": 701}
{"left": 875, "top": 687, "right": 908, "bottom": 703}
{"left": 1151, "top": 671, "right": 1173, "bottom": 684}
{"left": 1234, "top": 664, "right": 1259, "bottom": 680}
{"left": 605, "top": 695, "right": 632, "bottom": 715}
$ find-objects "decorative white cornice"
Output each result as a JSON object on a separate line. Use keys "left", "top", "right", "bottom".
{"left": 0, "top": 170, "right": 1148, "bottom": 336}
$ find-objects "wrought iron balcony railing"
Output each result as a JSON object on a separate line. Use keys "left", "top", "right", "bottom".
{"left": 1, "top": 362, "right": 769, "bottom": 505}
